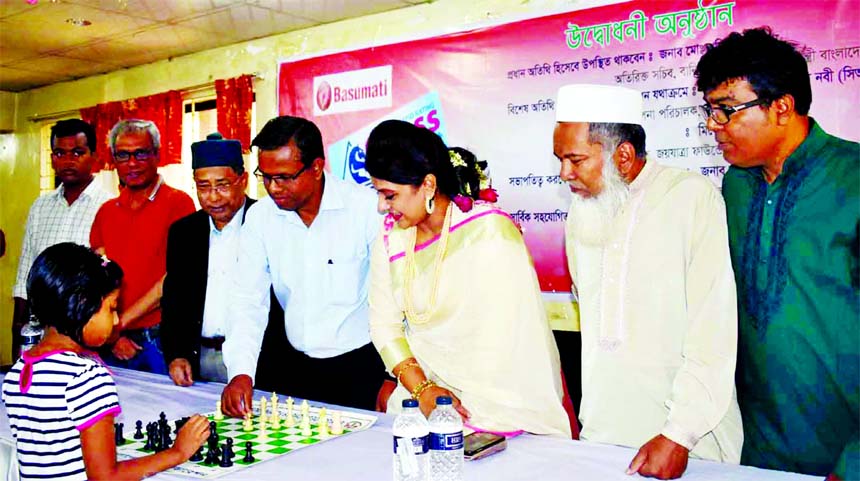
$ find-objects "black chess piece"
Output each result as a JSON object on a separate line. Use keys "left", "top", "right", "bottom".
{"left": 219, "top": 441, "right": 234, "bottom": 467}
{"left": 204, "top": 446, "right": 218, "bottom": 465}
{"left": 133, "top": 420, "right": 144, "bottom": 440}
{"left": 114, "top": 422, "right": 126, "bottom": 446}
{"left": 190, "top": 445, "right": 204, "bottom": 462}
{"left": 242, "top": 441, "right": 255, "bottom": 463}
{"left": 143, "top": 424, "right": 154, "bottom": 451}
{"left": 162, "top": 423, "right": 173, "bottom": 449}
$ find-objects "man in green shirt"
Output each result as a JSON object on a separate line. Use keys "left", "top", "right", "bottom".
{"left": 695, "top": 27, "right": 859, "bottom": 479}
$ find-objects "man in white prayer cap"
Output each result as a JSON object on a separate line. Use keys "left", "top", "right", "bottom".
{"left": 553, "top": 84, "right": 743, "bottom": 479}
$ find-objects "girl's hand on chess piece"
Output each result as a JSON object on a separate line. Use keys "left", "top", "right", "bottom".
{"left": 417, "top": 385, "right": 470, "bottom": 420}
{"left": 170, "top": 415, "right": 209, "bottom": 460}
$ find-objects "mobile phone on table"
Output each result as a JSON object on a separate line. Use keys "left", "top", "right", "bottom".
{"left": 463, "top": 432, "right": 506, "bottom": 461}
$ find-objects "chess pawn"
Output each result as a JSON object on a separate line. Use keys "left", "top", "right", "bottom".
{"left": 331, "top": 411, "right": 344, "bottom": 435}
{"left": 214, "top": 401, "right": 224, "bottom": 421}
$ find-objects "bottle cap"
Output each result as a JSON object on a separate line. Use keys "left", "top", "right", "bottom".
{"left": 402, "top": 399, "right": 419, "bottom": 408}
{"left": 436, "top": 396, "right": 452, "bottom": 405}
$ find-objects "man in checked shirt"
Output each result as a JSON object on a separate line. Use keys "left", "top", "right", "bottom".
{"left": 11, "top": 119, "right": 113, "bottom": 357}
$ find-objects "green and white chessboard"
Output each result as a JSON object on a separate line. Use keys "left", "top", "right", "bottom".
{"left": 116, "top": 400, "right": 377, "bottom": 479}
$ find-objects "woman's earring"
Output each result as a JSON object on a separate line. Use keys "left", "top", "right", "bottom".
{"left": 425, "top": 195, "right": 435, "bottom": 215}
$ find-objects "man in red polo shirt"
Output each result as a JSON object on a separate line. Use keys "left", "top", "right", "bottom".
{"left": 90, "top": 119, "right": 195, "bottom": 374}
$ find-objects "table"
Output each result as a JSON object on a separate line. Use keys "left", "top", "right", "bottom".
{"left": 0, "top": 368, "right": 818, "bottom": 480}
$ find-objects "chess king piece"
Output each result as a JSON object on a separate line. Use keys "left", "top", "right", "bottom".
{"left": 259, "top": 397, "right": 268, "bottom": 424}
{"left": 285, "top": 397, "right": 295, "bottom": 428}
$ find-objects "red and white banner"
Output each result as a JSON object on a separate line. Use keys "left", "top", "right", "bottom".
{"left": 279, "top": 0, "right": 860, "bottom": 294}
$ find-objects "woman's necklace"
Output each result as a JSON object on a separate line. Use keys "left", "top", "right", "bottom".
{"left": 403, "top": 203, "right": 453, "bottom": 325}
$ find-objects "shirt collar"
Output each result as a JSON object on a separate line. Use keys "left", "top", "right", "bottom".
{"left": 780, "top": 117, "right": 826, "bottom": 177}
{"left": 117, "top": 175, "right": 164, "bottom": 207}
{"left": 628, "top": 159, "right": 656, "bottom": 193}
{"left": 274, "top": 172, "right": 346, "bottom": 220}
{"left": 54, "top": 177, "right": 103, "bottom": 203}
{"left": 209, "top": 198, "right": 247, "bottom": 235}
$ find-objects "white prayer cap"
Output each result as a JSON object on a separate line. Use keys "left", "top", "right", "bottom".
{"left": 555, "top": 84, "right": 643, "bottom": 125}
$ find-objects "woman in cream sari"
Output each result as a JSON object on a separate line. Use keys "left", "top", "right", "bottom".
{"left": 365, "top": 120, "right": 572, "bottom": 438}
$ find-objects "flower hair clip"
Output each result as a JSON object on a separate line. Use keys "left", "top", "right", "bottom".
{"left": 449, "top": 150, "right": 467, "bottom": 168}
{"left": 100, "top": 254, "right": 110, "bottom": 267}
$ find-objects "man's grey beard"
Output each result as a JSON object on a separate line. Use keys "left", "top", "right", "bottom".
{"left": 566, "top": 154, "right": 630, "bottom": 247}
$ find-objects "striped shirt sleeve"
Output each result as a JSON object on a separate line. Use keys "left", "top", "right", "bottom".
{"left": 65, "top": 364, "right": 121, "bottom": 431}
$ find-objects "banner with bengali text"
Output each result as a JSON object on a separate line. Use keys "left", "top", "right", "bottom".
{"left": 278, "top": 0, "right": 859, "bottom": 294}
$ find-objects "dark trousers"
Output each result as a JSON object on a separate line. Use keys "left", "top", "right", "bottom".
{"left": 553, "top": 330, "right": 582, "bottom": 419}
{"left": 259, "top": 340, "right": 385, "bottom": 411}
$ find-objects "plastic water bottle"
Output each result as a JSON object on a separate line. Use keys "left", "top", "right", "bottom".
{"left": 20, "top": 314, "right": 44, "bottom": 355}
{"left": 428, "top": 396, "right": 463, "bottom": 481}
{"left": 393, "top": 398, "right": 430, "bottom": 481}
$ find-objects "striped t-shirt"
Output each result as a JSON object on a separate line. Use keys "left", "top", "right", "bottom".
{"left": 1, "top": 350, "right": 121, "bottom": 481}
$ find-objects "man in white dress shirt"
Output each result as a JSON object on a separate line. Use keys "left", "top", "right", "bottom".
{"left": 221, "top": 116, "right": 385, "bottom": 414}
{"left": 554, "top": 84, "right": 743, "bottom": 479}
{"left": 12, "top": 119, "right": 112, "bottom": 356}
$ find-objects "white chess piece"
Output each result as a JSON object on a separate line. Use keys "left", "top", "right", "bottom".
{"left": 300, "top": 403, "right": 311, "bottom": 435}
{"left": 271, "top": 405, "right": 281, "bottom": 429}
{"left": 243, "top": 412, "right": 253, "bottom": 432}
{"left": 285, "top": 397, "right": 295, "bottom": 428}
{"left": 259, "top": 397, "right": 268, "bottom": 424}
{"left": 214, "top": 401, "right": 224, "bottom": 421}
{"left": 331, "top": 411, "right": 343, "bottom": 435}
{"left": 318, "top": 407, "right": 330, "bottom": 438}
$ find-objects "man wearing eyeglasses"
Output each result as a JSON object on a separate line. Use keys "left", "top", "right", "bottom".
{"left": 12, "top": 119, "right": 113, "bottom": 357}
{"left": 220, "top": 115, "right": 386, "bottom": 415}
{"left": 89, "top": 119, "right": 195, "bottom": 374}
{"left": 160, "top": 132, "right": 275, "bottom": 386}
{"left": 696, "top": 28, "right": 859, "bottom": 480}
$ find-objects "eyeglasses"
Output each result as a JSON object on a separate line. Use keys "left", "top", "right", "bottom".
{"left": 113, "top": 149, "right": 156, "bottom": 164}
{"left": 698, "top": 98, "right": 770, "bottom": 125}
{"left": 51, "top": 149, "right": 88, "bottom": 159}
{"left": 196, "top": 177, "right": 241, "bottom": 195}
{"left": 254, "top": 164, "right": 309, "bottom": 185}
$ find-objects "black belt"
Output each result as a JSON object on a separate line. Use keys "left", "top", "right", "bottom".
{"left": 200, "top": 336, "right": 225, "bottom": 350}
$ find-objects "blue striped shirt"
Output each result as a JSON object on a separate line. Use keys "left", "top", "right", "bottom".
{"left": 2, "top": 351, "right": 121, "bottom": 481}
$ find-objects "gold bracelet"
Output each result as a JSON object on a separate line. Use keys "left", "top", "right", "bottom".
{"left": 411, "top": 379, "right": 437, "bottom": 400}
{"left": 396, "top": 361, "right": 421, "bottom": 386}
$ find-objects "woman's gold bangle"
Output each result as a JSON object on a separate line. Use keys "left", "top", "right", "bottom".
{"left": 411, "top": 379, "right": 437, "bottom": 400}
{"left": 396, "top": 361, "right": 421, "bottom": 386}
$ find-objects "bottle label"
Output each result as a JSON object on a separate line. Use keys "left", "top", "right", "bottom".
{"left": 430, "top": 431, "right": 463, "bottom": 451}
{"left": 393, "top": 435, "right": 429, "bottom": 454}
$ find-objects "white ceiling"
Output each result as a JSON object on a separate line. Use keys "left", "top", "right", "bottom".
{"left": 0, "top": 0, "right": 425, "bottom": 92}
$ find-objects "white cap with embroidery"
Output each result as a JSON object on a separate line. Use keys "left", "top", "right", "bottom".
{"left": 555, "top": 84, "right": 644, "bottom": 125}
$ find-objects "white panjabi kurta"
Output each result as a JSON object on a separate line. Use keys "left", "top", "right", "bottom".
{"left": 566, "top": 160, "right": 743, "bottom": 462}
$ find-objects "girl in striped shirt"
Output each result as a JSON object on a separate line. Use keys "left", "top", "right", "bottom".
{"left": 2, "top": 243, "right": 209, "bottom": 481}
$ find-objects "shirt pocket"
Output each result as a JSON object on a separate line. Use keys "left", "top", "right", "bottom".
{"left": 325, "top": 255, "right": 364, "bottom": 305}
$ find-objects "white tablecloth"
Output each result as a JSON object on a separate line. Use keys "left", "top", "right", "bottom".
{"left": 0, "top": 368, "right": 819, "bottom": 480}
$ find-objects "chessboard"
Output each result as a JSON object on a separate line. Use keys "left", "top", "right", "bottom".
{"left": 115, "top": 398, "right": 377, "bottom": 479}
